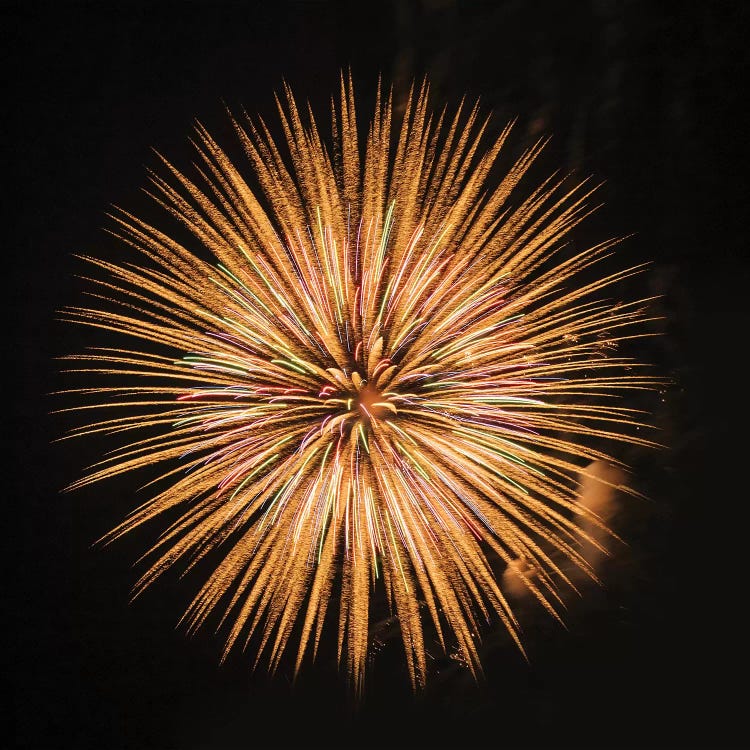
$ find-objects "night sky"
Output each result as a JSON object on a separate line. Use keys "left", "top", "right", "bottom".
{"left": 9, "top": 2, "right": 749, "bottom": 748}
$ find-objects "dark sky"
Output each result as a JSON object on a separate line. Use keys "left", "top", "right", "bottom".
{"left": 8, "top": 2, "right": 749, "bottom": 748}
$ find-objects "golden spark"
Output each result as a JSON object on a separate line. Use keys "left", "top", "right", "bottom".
{"left": 62, "top": 75, "right": 659, "bottom": 694}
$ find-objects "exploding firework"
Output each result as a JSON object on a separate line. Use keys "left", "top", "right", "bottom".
{"left": 62, "top": 75, "right": 659, "bottom": 693}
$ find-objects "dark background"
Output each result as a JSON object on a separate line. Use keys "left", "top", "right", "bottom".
{"left": 8, "top": 1, "right": 749, "bottom": 748}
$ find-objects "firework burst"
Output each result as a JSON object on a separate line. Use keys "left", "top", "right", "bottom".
{"left": 62, "top": 75, "right": 659, "bottom": 693}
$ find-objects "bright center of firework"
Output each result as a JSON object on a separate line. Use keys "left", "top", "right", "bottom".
{"left": 355, "top": 383, "right": 387, "bottom": 420}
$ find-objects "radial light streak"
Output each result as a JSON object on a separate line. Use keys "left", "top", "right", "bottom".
{"left": 62, "top": 75, "right": 659, "bottom": 694}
